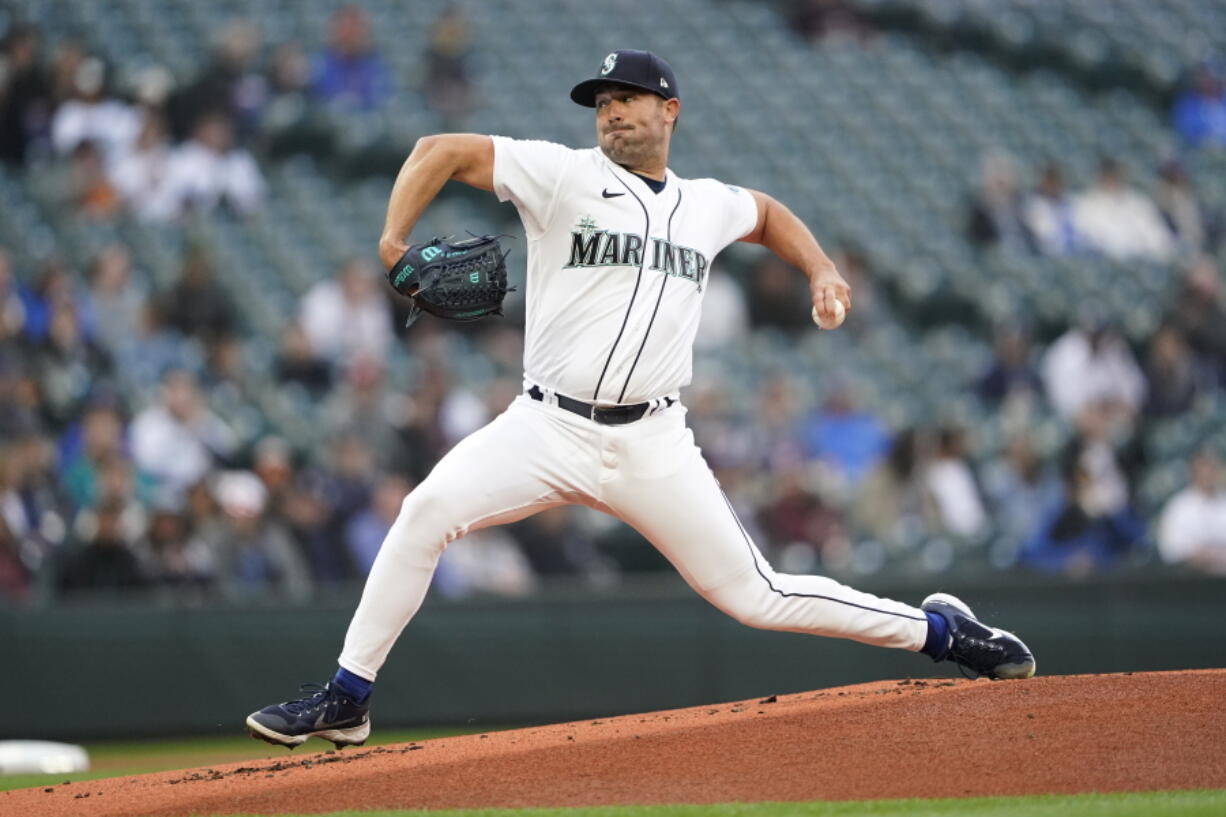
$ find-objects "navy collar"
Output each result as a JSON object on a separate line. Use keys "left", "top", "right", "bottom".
{"left": 631, "top": 171, "right": 667, "bottom": 194}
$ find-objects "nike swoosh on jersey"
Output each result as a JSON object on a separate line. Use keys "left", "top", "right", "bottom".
{"left": 602, "top": 189, "right": 625, "bottom": 198}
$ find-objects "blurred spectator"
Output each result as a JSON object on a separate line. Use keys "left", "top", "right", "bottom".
{"left": 851, "top": 427, "right": 929, "bottom": 550}
{"left": 0, "top": 248, "right": 28, "bottom": 341}
{"left": 422, "top": 7, "right": 474, "bottom": 123}
{"left": 433, "top": 527, "right": 536, "bottom": 598}
{"left": 56, "top": 139, "right": 122, "bottom": 220}
{"left": 976, "top": 323, "right": 1044, "bottom": 407}
{"left": 250, "top": 436, "right": 315, "bottom": 571}
{"left": 131, "top": 64, "right": 174, "bottom": 111}
{"left": 268, "top": 42, "right": 312, "bottom": 102}
{"left": 1166, "top": 257, "right": 1226, "bottom": 378}
{"left": 201, "top": 333, "right": 248, "bottom": 402}
{"left": 923, "top": 427, "right": 988, "bottom": 539}
{"left": 787, "top": 0, "right": 870, "bottom": 42}
{"left": 311, "top": 5, "right": 390, "bottom": 112}
{"left": 299, "top": 257, "right": 394, "bottom": 367}
{"left": 0, "top": 23, "right": 52, "bottom": 165}
{"left": 511, "top": 506, "right": 614, "bottom": 581}
{"left": 981, "top": 436, "right": 1062, "bottom": 558}
{"left": 130, "top": 368, "right": 238, "bottom": 501}
{"left": 68, "top": 453, "right": 147, "bottom": 553}
{"left": 47, "top": 38, "right": 86, "bottom": 106}
{"left": 31, "top": 302, "right": 111, "bottom": 429}
{"left": 112, "top": 299, "right": 204, "bottom": 393}
{"left": 59, "top": 402, "right": 126, "bottom": 511}
{"left": 966, "top": 152, "right": 1031, "bottom": 252}
{"left": 752, "top": 374, "right": 807, "bottom": 471}
{"left": 252, "top": 435, "right": 294, "bottom": 506}
{"left": 56, "top": 497, "right": 148, "bottom": 593}
{"left": 205, "top": 470, "right": 312, "bottom": 601}
{"left": 322, "top": 356, "right": 410, "bottom": 471}
{"left": 1156, "top": 449, "right": 1226, "bottom": 575}
{"left": 800, "top": 382, "right": 889, "bottom": 485}
{"left": 167, "top": 19, "right": 266, "bottom": 142}
{"left": 1062, "top": 401, "right": 1135, "bottom": 522}
{"left": 345, "top": 472, "right": 411, "bottom": 575}
{"left": 1153, "top": 160, "right": 1208, "bottom": 257}
{"left": 109, "top": 110, "right": 172, "bottom": 220}
{"left": 0, "top": 361, "right": 43, "bottom": 439}
{"left": 1144, "top": 325, "right": 1208, "bottom": 418}
{"left": 83, "top": 243, "right": 147, "bottom": 353}
{"left": 438, "top": 379, "right": 492, "bottom": 448}
{"left": 1072, "top": 158, "right": 1174, "bottom": 262}
{"left": 1023, "top": 162, "right": 1080, "bottom": 256}
{"left": 1172, "top": 62, "right": 1226, "bottom": 149}
{"left": 145, "top": 112, "right": 265, "bottom": 221}
{"left": 183, "top": 477, "right": 222, "bottom": 544}
{"left": 17, "top": 256, "right": 82, "bottom": 342}
{"left": 1041, "top": 315, "right": 1146, "bottom": 424}
{"left": 50, "top": 56, "right": 139, "bottom": 166}
{"left": 1, "top": 432, "right": 69, "bottom": 575}
{"left": 756, "top": 462, "right": 845, "bottom": 570}
{"left": 161, "top": 248, "right": 238, "bottom": 344}
{"left": 745, "top": 255, "right": 811, "bottom": 333}
{"left": 274, "top": 322, "right": 333, "bottom": 397}
{"left": 693, "top": 270, "right": 749, "bottom": 351}
{"left": 299, "top": 434, "right": 376, "bottom": 581}
{"left": 143, "top": 505, "right": 215, "bottom": 589}
{"left": 1019, "top": 458, "right": 1145, "bottom": 577}
{"left": 261, "top": 41, "right": 332, "bottom": 159}
{"left": 391, "top": 360, "right": 455, "bottom": 482}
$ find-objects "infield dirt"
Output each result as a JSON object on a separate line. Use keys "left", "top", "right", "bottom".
{"left": 6, "top": 669, "right": 1225, "bottom": 816}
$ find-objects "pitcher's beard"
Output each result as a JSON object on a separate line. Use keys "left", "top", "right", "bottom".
{"left": 600, "top": 135, "right": 652, "bottom": 171}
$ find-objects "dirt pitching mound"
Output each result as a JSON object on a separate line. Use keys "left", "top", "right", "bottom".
{"left": 8, "top": 669, "right": 1225, "bottom": 816}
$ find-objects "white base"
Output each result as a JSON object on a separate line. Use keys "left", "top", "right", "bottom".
{"left": 0, "top": 741, "right": 90, "bottom": 775}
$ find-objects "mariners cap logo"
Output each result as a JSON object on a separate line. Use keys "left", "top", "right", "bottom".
{"left": 600, "top": 53, "right": 617, "bottom": 76}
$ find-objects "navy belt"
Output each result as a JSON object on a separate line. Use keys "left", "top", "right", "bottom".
{"left": 527, "top": 385, "right": 650, "bottom": 425}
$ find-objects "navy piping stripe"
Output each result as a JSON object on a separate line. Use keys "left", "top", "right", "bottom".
{"left": 617, "top": 187, "right": 683, "bottom": 403}
{"left": 592, "top": 173, "right": 649, "bottom": 402}
{"left": 718, "top": 489, "right": 927, "bottom": 623}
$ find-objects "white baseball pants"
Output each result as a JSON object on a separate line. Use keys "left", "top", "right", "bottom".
{"left": 338, "top": 394, "right": 929, "bottom": 680}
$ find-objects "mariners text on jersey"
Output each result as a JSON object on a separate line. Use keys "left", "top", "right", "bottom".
{"left": 490, "top": 135, "right": 758, "bottom": 404}
{"left": 565, "top": 228, "right": 709, "bottom": 290}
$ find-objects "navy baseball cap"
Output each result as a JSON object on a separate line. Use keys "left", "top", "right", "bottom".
{"left": 570, "top": 50, "right": 679, "bottom": 107}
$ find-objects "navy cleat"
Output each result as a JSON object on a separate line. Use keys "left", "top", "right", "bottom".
{"left": 246, "top": 682, "right": 371, "bottom": 749}
{"left": 922, "top": 593, "right": 1036, "bottom": 680}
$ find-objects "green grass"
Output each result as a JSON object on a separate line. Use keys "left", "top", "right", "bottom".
{"left": 3, "top": 739, "right": 1220, "bottom": 817}
{"left": 0, "top": 727, "right": 483, "bottom": 792}
{"left": 217, "top": 790, "right": 1224, "bottom": 817}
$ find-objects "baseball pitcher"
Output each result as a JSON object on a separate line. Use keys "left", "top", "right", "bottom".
{"left": 247, "top": 50, "right": 1035, "bottom": 749}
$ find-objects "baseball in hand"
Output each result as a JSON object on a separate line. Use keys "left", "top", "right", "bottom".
{"left": 812, "top": 300, "right": 846, "bottom": 330}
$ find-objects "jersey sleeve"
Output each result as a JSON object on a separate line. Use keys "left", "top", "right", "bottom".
{"left": 491, "top": 136, "right": 576, "bottom": 238}
{"left": 702, "top": 180, "right": 759, "bottom": 250}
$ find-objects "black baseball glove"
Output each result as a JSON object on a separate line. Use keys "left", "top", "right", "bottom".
{"left": 387, "top": 234, "right": 513, "bottom": 327}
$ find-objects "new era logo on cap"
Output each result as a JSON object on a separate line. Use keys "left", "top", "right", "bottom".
{"left": 570, "top": 49, "right": 679, "bottom": 107}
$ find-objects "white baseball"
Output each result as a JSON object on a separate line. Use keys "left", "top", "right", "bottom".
{"left": 812, "top": 299, "right": 845, "bottom": 330}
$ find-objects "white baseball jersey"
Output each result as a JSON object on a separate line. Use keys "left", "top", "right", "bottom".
{"left": 490, "top": 136, "right": 758, "bottom": 406}
{"left": 336, "top": 137, "right": 934, "bottom": 687}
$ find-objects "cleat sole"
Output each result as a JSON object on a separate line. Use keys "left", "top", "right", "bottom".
{"left": 245, "top": 715, "right": 370, "bottom": 750}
